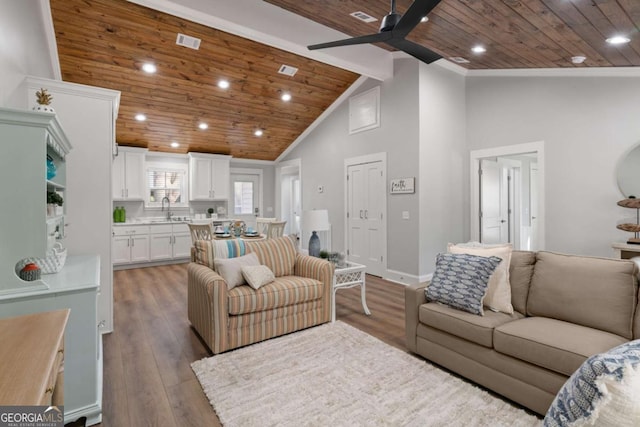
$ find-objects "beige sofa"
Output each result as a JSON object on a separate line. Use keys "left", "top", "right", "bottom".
{"left": 188, "top": 235, "right": 334, "bottom": 354}
{"left": 405, "top": 250, "right": 640, "bottom": 416}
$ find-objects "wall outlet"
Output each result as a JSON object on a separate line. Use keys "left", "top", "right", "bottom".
{"left": 402, "top": 211, "right": 410, "bottom": 219}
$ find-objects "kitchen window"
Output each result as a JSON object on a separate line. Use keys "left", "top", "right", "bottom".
{"left": 146, "top": 166, "right": 188, "bottom": 208}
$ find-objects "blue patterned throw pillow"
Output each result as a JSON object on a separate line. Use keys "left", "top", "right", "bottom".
{"left": 544, "top": 340, "right": 640, "bottom": 427}
{"left": 426, "top": 253, "right": 502, "bottom": 315}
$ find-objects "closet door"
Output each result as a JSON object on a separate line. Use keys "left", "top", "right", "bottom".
{"left": 347, "top": 161, "right": 385, "bottom": 276}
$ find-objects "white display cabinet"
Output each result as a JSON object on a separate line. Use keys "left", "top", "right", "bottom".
{"left": 0, "top": 108, "right": 71, "bottom": 294}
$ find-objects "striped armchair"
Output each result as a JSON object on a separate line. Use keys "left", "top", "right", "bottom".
{"left": 188, "top": 235, "right": 334, "bottom": 354}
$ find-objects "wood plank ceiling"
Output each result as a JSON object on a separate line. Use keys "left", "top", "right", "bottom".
{"left": 50, "top": 0, "right": 640, "bottom": 160}
{"left": 49, "top": 0, "right": 359, "bottom": 161}
{"left": 269, "top": 0, "right": 640, "bottom": 69}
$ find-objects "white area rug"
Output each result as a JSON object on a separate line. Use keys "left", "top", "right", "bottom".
{"left": 192, "top": 321, "right": 542, "bottom": 427}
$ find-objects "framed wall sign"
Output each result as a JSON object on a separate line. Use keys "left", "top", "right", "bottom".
{"left": 349, "top": 86, "right": 380, "bottom": 134}
{"left": 390, "top": 177, "right": 415, "bottom": 194}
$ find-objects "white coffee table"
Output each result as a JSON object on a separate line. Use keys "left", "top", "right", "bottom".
{"left": 332, "top": 261, "right": 371, "bottom": 322}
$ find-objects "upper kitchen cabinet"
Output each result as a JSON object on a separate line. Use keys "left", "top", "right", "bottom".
{"left": 188, "top": 153, "right": 230, "bottom": 201}
{"left": 113, "top": 146, "right": 146, "bottom": 200}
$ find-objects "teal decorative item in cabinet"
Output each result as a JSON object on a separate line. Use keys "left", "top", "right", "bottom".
{"left": 46, "top": 155, "right": 56, "bottom": 180}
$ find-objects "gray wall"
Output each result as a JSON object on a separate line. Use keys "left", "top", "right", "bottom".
{"left": 0, "top": 0, "right": 55, "bottom": 107}
{"left": 466, "top": 75, "right": 640, "bottom": 257}
{"left": 282, "top": 59, "right": 470, "bottom": 280}
{"left": 418, "top": 63, "right": 467, "bottom": 275}
{"left": 283, "top": 59, "right": 421, "bottom": 277}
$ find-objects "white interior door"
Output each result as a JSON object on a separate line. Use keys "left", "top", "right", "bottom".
{"left": 530, "top": 163, "right": 539, "bottom": 251}
{"left": 230, "top": 170, "right": 261, "bottom": 230}
{"left": 347, "top": 160, "right": 385, "bottom": 277}
{"left": 480, "top": 159, "right": 508, "bottom": 244}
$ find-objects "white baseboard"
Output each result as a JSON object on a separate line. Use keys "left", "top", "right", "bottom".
{"left": 383, "top": 269, "right": 432, "bottom": 286}
{"left": 65, "top": 402, "right": 101, "bottom": 426}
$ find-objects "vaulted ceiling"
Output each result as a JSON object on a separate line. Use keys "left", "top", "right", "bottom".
{"left": 49, "top": 0, "right": 639, "bottom": 161}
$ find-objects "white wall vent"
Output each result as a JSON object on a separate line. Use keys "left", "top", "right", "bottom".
{"left": 449, "top": 56, "right": 470, "bottom": 64}
{"left": 176, "top": 33, "right": 201, "bottom": 50}
{"left": 350, "top": 11, "right": 377, "bottom": 23}
{"left": 278, "top": 64, "right": 298, "bottom": 77}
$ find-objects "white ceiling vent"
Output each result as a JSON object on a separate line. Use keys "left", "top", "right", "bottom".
{"left": 449, "top": 56, "right": 470, "bottom": 64}
{"left": 350, "top": 11, "right": 378, "bottom": 23}
{"left": 176, "top": 33, "right": 201, "bottom": 50}
{"left": 278, "top": 64, "right": 298, "bottom": 77}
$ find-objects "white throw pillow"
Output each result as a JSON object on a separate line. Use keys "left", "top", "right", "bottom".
{"left": 242, "top": 265, "right": 275, "bottom": 290}
{"left": 214, "top": 252, "right": 260, "bottom": 290}
{"left": 447, "top": 242, "right": 514, "bottom": 314}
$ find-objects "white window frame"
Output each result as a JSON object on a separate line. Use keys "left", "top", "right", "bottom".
{"left": 145, "top": 161, "right": 189, "bottom": 209}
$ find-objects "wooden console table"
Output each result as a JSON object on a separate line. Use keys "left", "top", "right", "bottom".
{"left": 0, "top": 309, "right": 69, "bottom": 405}
{"left": 611, "top": 242, "right": 640, "bottom": 259}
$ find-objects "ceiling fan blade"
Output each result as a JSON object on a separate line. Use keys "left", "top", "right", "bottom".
{"left": 388, "top": 38, "right": 442, "bottom": 64}
{"left": 393, "top": 0, "right": 442, "bottom": 38}
{"left": 308, "top": 32, "right": 392, "bottom": 50}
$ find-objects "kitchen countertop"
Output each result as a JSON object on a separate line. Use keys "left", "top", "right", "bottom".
{"left": 112, "top": 217, "right": 234, "bottom": 226}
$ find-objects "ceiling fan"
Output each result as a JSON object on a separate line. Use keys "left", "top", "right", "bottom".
{"left": 308, "top": 0, "right": 443, "bottom": 64}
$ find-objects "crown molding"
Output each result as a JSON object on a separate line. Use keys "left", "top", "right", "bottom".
{"left": 466, "top": 67, "right": 640, "bottom": 78}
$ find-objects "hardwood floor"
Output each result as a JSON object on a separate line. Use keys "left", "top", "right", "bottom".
{"left": 99, "top": 263, "right": 407, "bottom": 426}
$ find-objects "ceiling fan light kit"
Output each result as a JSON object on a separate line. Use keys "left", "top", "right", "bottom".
{"left": 308, "top": 0, "right": 443, "bottom": 64}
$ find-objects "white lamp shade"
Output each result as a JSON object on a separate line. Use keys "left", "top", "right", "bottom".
{"left": 302, "top": 210, "right": 330, "bottom": 232}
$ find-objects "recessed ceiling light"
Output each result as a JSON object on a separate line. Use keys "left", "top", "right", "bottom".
{"left": 170, "top": 141, "right": 179, "bottom": 148}
{"left": 420, "top": 16, "right": 428, "bottom": 23}
{"left": 606, "top": 35, "right": 631, "bottom": 45}
{"left": 471, "top": 45, "right": 486, "bottom": 54}
{"left": 142, "top": 63, "right": 157, "bottom": 73}
{"left": 281, "top": 93, "right": 292, "bottom": 102}
{"left": 571, "top": 55, "right": 586, "bottom": 64}
{"left": 135, "top": 114, "right": 146, "bottom": 121}
{"left": 218, "top": 79, "right": 230, "bottom": 89}
{"left": 198, "top": 122, "right": 208, "bottom": 130}
{"left": 254, "top": 129, "right": 263, "bottom": 137}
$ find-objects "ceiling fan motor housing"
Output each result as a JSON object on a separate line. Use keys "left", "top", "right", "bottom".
{"left": 380, "top": 13, "right": 401, "bottom": 32}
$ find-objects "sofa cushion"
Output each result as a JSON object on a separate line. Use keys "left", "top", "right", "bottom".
{"left": 509, "top": 251, "right": 536, "bottom": 315}
{"left": 214, "top": 252, "right": 260, "bottom": 290}
{"left": 242, "top": 265, "right": 275, "bottom": 290}
{"left": 426, "top": 253, "right": 502, "bottom": 315}
{"left": 448, "top": 242, "right": 514, "bottom": 314}
{"left": 419, "top": 302, "right": 524, "bottom": 348}
{"left": 228, "top": 275, "right": 324, "bottom": 315}
{"left": 193, "top": 239, "right": 248, "bottom": 269}
{"left": 245, "top": 235, "right": 297, "bottom": 278}
{"left": 527, "top": 251, "right": 638, "bottom": 339}
{"left": 494, "top": 317, "right": 628, "bottom": 376}
{"left": 544, "top": 340, "right": 640, "bottom": 427}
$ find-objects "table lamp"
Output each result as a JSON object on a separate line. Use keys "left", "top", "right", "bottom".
{"left": 303, "top": 210, "right": 330, "bottom": 257}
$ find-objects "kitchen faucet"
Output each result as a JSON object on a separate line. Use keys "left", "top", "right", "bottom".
{"left": 161, "top": 196, "right": 172, "bottom": 220}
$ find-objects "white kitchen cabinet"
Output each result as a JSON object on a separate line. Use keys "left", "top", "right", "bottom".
{"left": 172, "top": 223, "right": 191, "bottom": 258}
{"left": 113, "top": 146, "right": 146, "bottom": 200}
{"left": 112, "top": 225, "right": 150, "bottom": 265}
{"left": 149, "top": 223, "right": 191, "bottom": 260}
{"left": 188, "top": 153, "right": 231, "bottom": 201}
{"left": 149, "top": 224, "right": 173, "bottom": 261}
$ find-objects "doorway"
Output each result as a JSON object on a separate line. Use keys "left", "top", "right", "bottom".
{"left": 471, "top": 142, "right": 545, "bottom": 251}
{"left": 230, "top": 168, "right": 263, "bottom": 230}
{"left": 345, "top": 153, "right": 387, "bottom": 277}
{"left": 275, "top": 159, "right": 301, "bottom": 239}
